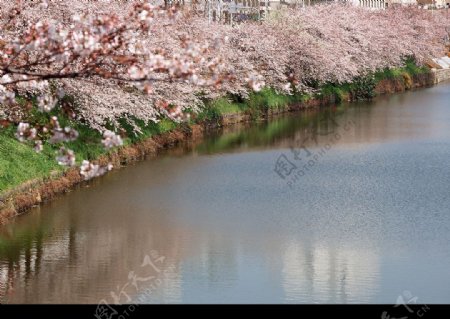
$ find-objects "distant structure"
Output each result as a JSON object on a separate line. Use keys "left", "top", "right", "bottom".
{"left": 348, "top": 0, "right": 421, "bottom": 8}
{"left": 202, "top": 0, "right": 383, "bottom": 23}
{"left": 416, "top": 0, "right": 449, "bottom": 8}
{"left": 201, "top": 0, "right": 448, "bottom": 24}
{"left": 203, "top": 0, "right": 260, "bottom": 23}
{"left": 351, "top": 0, "right": 387, "bottom": 8}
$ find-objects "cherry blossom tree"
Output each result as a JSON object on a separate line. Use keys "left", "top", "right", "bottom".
{"left": 0, "top": 0, "right": 243, "bottom": 179}
{"left": 0, "top": 1, "right": 448, "bottom": 180}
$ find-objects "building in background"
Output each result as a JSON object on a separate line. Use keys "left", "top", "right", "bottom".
{"left": 202, "top": 0, "right": 450, "bottom": 24}
{"left": 417, "top": 0, "right": 449, "bottom": 8}
{"left": 352, "top": 0, "right": 386, "bottom": 8}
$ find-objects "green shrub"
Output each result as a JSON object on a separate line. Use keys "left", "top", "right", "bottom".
{"left": 349, "top": 75, "right": 377, "bottom": 100}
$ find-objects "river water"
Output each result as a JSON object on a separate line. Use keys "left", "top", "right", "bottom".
{"left": 1, "top": 83, "right": 450, "bottom": 304}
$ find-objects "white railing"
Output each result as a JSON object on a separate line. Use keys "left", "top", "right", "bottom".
{"left": 357, "top": 0, "right": 386, "bottom": 8}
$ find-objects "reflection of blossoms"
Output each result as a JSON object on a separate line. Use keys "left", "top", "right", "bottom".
{"left": 56, "top": 147, "right": 76, "bottom": 166}
{"left": 80, "top": 160, "right": 113, "bottom": 180}
{"left": 101, "top": 130, "right": 123, "bottom": 149}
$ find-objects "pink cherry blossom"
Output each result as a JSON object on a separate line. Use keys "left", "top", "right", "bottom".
{"left": 0, "top": 1, "right": 448, "bottom": 179}
{"left": 101, "top": 130, "right": 123, "bottom": 149}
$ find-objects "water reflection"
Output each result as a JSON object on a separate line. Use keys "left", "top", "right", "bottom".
{"left": 191, "top": 91, "right": 441, "bottom": 157}
{"left": 1, "top": 84, "right": 450, "bottom": 303}
{"left": 282, "top": 241, "right": 380, "bottom": 303}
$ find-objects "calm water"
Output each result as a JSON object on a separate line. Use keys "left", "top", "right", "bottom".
{"left": 1, "top": 83, "right": 450, "bottom": 304}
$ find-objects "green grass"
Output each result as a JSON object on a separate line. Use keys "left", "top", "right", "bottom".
{"left": 211, "top": 98, "right": 244, "bottom": 114}
{"left": 196, "top": 88, "right": 306, "bottom": 124}
{"left": 0, "top": 107, "right": 183, "bottom": 193}
{"left": 320, "top": 83, "right": 350, "bottom": 102}
{"left": 320, "top": 59, "right": 430, "bottom": 102}
{"left": 195, "top": 98, "right": 242, "bottom": 123}
{"left": 64, "top": 124, "right": 105, "bottom": 162}
{"left": 0, "top": 132, "right": 60, "bottom": 192}
{"left": 374, "top": 68, "right": 403, "bottom": 81}
{"left": 193, "top": 88, "right": 314, "bottom": 125}
{"left": 374, "top": 58, "right": 429, "bottom": 82}
{"left": 404, "top": 58, "right": 429, "bottom": 76}
{"left": 247, "top": 88, "right": 298, "bottom": 111}
{"left": 0, "top": 97, "right": 110, "bottom": 192}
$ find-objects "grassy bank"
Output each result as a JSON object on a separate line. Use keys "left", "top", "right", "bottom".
{"left": 0, "top": 62, "right": 433, "bottom": 197}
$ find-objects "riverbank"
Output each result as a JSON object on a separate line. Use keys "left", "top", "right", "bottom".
{"left": 2, "top": 76, "right": 450, "bottom": 305}
{"left": 433, "top": 68, "right": 450, "bottom": 83}
{"left": 0, "top": 64, "right": 439, "bottom": 224}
